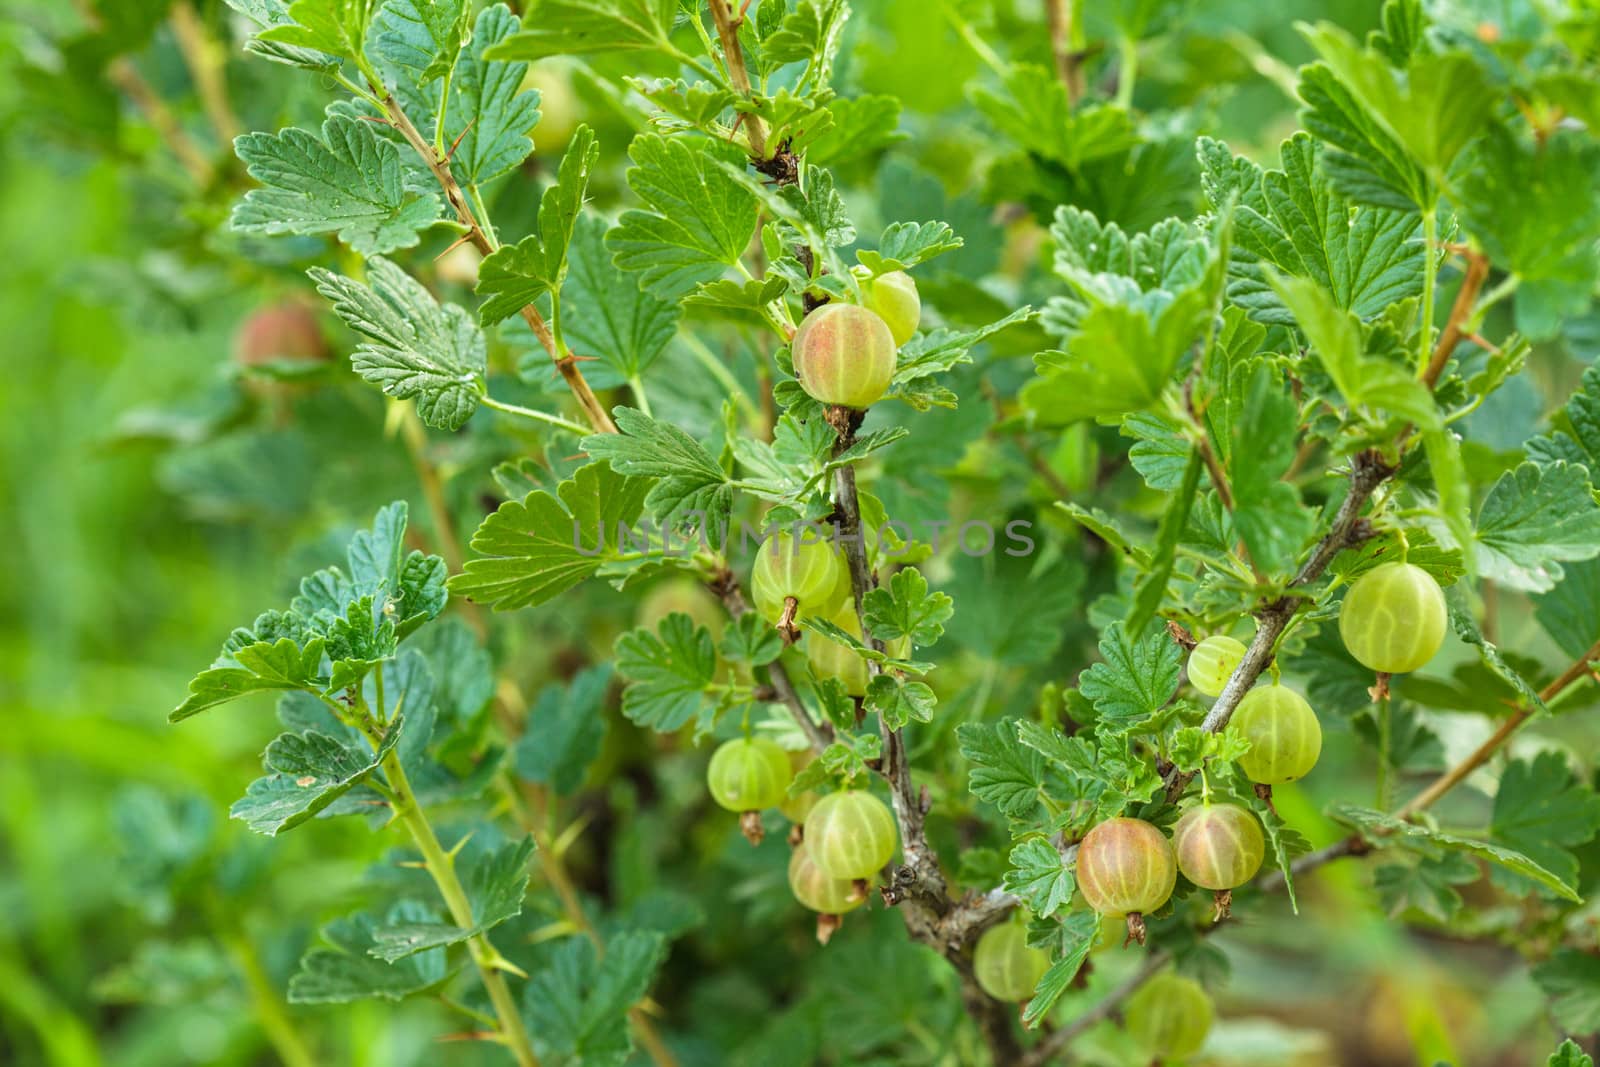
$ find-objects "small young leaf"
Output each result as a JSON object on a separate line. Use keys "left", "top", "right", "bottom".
{"left": 861, "top": 568, "right": 952, "bottom": 647}
{"left": 1003, "top": 838, "right": 1074, "bottom": 918}
{"left": 865, "top": 674, "right": 935, "bottom": 730}
{"left": 1079, "top": 621, "right": 1183, "bottom": 735}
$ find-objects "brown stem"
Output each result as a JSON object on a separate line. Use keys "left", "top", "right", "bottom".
{"left": 376, "top": 89, "right": 617, "bottom": 434}
{"left": 1395, "top": 634, "right": 1600, "bottom": 818}
{"left": 169, "top": 2, "right": 240, "bottom": 144}
{"left": 707, "top": 0, "right": 768, "bottom": 159}
{"left": 827, "top": 409, "right": 1021, "bottom": 1061}
{"left": 1044, "top": 0, "right": 1086, "bottom": 104}
{"left": 1422, "top": 250, "right": 1490, "bottom": 389}
{"left": 106, "top": 58, "right": 213, "bottom": 182}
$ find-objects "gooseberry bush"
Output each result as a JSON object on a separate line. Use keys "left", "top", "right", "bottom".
{"left": 29, "top": 0, "right": 1600, "bottom": 1063}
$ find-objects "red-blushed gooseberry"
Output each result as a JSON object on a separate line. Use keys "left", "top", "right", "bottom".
{"left": 1172, "top": 802, "right": 1265, "bottom": 890}
{"left": 1075, "top": 817, "right": 1177, "bottom": 920}
{"left": 791, "top": 303, "right": 897, "bottom": 409}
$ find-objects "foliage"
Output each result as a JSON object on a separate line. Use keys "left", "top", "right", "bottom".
{"left": 7, "top": 0, "right": 1600, "bottom": 1065}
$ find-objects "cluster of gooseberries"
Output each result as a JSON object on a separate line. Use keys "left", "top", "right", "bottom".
{"left": 704, "top": 733, "right": 899, "bottom": 937}
{"left": 790, "top": 270, "right": 920, "bottom": 410}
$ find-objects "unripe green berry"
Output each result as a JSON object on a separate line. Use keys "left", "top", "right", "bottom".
{"left": 1339, "top": 561, "right": 1448, "bottom": 674}
{"left": 804, "top": 789, "right": 898, "bottom": 879}
{"left": 1230, "top": 684, "right": 1321, "bottom": 785}
{"left": 706, "top": 737, "right": 792, "bottom": 812}
{"left": 861, "top": 270, "right": 920, "bottom": 346}
{"left": 973, "top": 920, "right": 1050, "bottom": 1002}
{"left": 1075, "top": 817, "right": 1176, "bottom": 918}
{"left": 788, "top": 842, "right": 864, "bottom": 914}
{"left": 1172, "top": 802, "right": 1265, "bottom": 890}
{"left": 1125, "top": 972, "right": 1213, "bottom": 1059}
{"left": 751, "top": 530, "right": 847, "bottom": 624}
{"left": 791, "top": 303, "right": 897, "bottom": 409}
{"left": 1187, "top": 635, "right": 1247, "bottom": 698}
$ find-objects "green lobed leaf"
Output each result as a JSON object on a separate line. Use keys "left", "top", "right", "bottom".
{"left": 370, "top": 0, "right": 470, "bottom": 83}
{"left": 1534, "top": 951, "right": 1600, "bottom": 1034}
{"left": 256, "top": 0, "right": 373, "bottom": 60}
{"left": 1266, "top": 268, "right": 1440, "bottom": 428}
{"left": 956, "top": 722, "right": 1049, "bottom": 822}
{"left": 289, "top": 904, "right": 451, "bottom": 1003}
{"left": 560, "top": 215, "right": 681, "bottom": 380}
{"left": 856, "top": 221, "right": 963, "bottom": 275}
{"left": 614, "top": 614, "right": 719, "bottom": 732}
{"left": 1021, "top": 913, "right": 1097, "bottom": 1028}
{"left": 1489, "top": 751, "right": 1600, "bottom": 896}
{"left": 522, "top": 931, "right": 668, "bottom": 1067}
{"left": 865, "top": 674, "right": 936, "bottom": 730}
{"left": 230, "top": 713, "right": 405, "bottom": 835}
{"left": 1474, "top": 461, "right": 1600, "bottom": 593}
{"left": 1079, "top": 621, "right": 1183, "bottom": 735}
{"left": 171, "top": 637, "right": 328, "bottom": 722}
{"left": 1328, "top": 803, "right": 1581, "bottom": 902}
{"left": 223, "top": 0, "right": 341, "bottom": 70}
{"left": 450, "top": 461, "right": 652, "bottom": 611}
{"left": 1198, "top": 133, "right": 1424, "bottom": 327}
{"left": 484, "top": 0, "right": 677, "bottom": 59}
{"left": 231, "top": 116, "right": 441, "bottom": 255}
{"left": 309, "top": 258, "right": 486, "bottom": 430}
{"left": 516, "top": 664, "right": 613, "bottom": 795}
{"left": 607, "top": 135, "right": 761, "bottom": 299}
{"left": 1002, "top": 838, "right": 1075, "bottom": 918}
{"left": 861, "top": 568, "right": 952, "bottom": 647}
{"left": 582, "top": 407, "right": 734, "bottom": 536}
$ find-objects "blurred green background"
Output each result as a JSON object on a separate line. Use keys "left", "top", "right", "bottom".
{"left": 1, "top": 1, "right": 1595, "bottom": 1065}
